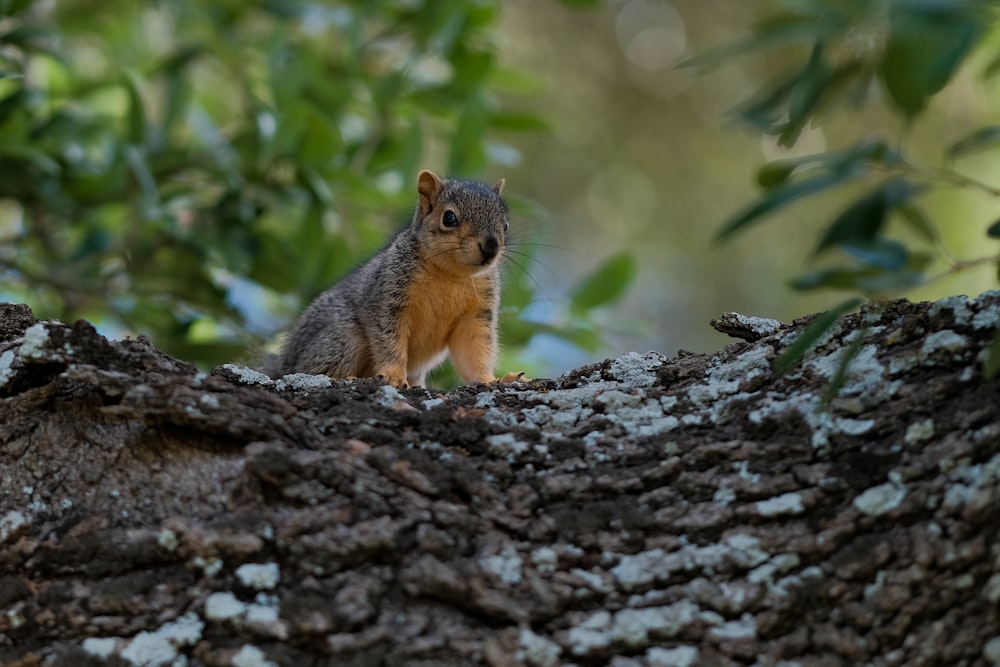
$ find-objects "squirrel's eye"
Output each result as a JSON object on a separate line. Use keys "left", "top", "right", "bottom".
{"left": 504, "top": 220, "right": 509, "bottom": 232}
{"left": 442, "top": 210, "right": 459, "bottom": 228}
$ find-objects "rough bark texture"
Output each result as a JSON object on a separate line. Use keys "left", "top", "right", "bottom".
{"left": 3, "top": 293, "right": 1000, "bottom": 667}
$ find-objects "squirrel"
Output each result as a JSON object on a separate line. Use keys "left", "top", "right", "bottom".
{"left": 265, "top": 170, "right": 523, "bottom": 388}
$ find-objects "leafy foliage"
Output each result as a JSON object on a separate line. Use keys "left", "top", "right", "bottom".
{"left": 695, "top": 0, "right": 1000, "bottom": 378}
{"left": 0, "top": 0, "right": 632, "bottom": 370}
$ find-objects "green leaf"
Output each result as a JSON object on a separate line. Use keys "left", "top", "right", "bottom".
{"left": 840, "top": 239, "right": 908, "bottom": 270}
{"left": 756, "top": 161, "right": 799, "bottom": 189}
{"left": 988, "top": 219, "right": 1000, "bottom": 239}
{"left": 775, "top": 297, "right": 864, "bottom": 374}
{"left": 489, "top": 111, "right": 550, "bottom": 133}
{"left": 717, "top": 170, "right": 859, "bottom": 242}
{"left": 780, "top": 43, "right": 832, "bottom": 147}
{"left": 569, "top": 251, "right": 636, "bottom": 315}
{"left": 814, "top": 180, "right": 920, "bottom": 256}
{"left": 879, "top": 5, "right": 984, "bottom": 118}
{"left": 789, "top": 267, "right": 878, "bottom": 292}
{"left": 754, "top": 139, "right": 900, "bottom": 191}
{"left": 984, "top": 329, "right": 1000, "bottom": 379}
{"left": 300, "top": 105, "right": 342, "bottom": 168}
{"left": 0, "top": 143, "right": 61, "bottom": 175}
{"left": 682, "top": 13, "right": 827, "bottom": 72}
{"left": 985, "top": 50, "right": 1000, "bottom": 80}
{"left": 122, "top": 68, "right": 147, "bottom": 146}
{"left": 946, "top": 126, "right": 1000, "bottom": 160}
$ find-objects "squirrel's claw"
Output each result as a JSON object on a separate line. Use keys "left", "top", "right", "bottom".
{"left": 497, "top": 371, "right": 528, "bottom": 384}
{"left": 376, "top": 373, "right": 409, "bottom": 389}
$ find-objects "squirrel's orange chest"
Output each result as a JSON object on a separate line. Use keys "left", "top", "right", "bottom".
{"left": 400, "top": 269, "right": 493, "bottom": 365}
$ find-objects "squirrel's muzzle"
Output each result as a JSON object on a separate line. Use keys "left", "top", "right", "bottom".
{"left": 479, "top": 236, "right": 501, "bottom": 263}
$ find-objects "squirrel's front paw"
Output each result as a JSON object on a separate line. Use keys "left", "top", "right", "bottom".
{"left": 497, "top": 371, "right": 528, "bottom": 383}
{"left": 376, "top": 373, "right": 409, "bottom": 389}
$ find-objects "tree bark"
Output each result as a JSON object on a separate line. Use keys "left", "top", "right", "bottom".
{"left": 2, "top": 293, "right": 1000, "bottom": 667}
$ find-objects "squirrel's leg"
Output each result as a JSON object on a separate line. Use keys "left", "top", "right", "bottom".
{"left": 369, "top": 326, "right": 410, "bottom": 388}
{"left": 448, "top": 315, "right": 498, "bottom": 384}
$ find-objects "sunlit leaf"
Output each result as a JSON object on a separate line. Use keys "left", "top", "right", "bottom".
{"left": 569, "top": 251, "right": 637, "bottom": 315}
{"left": 775, "top": 297, "right": 864, "bottom": 374}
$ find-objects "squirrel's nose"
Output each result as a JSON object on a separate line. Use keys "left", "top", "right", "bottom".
{"left": 480, "top": 236, "right": 500, "bottom": 261}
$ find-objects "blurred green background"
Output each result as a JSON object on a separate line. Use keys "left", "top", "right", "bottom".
{"left": 2, "top": 0, "right": 999, "bottom": 380}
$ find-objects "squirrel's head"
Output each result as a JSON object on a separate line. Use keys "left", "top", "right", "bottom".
{"left": 414, "top": 170, "right": 509, "bottom": 276}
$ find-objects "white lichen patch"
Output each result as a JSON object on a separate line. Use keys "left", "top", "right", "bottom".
{"left": 708, "top": 345, "right": 773, "bottom": 385}
{"left": 610, "top": 601, "right": 700, "bottom": 647}
{"left": 0, "top": 510, "right": 27, "bottom": 544}
{"left": 0, "top": 350, "right": 16, "bottom": 388}
{"left": 518, "top": 627, "right": 563, "bottom": 667}
{"left": 608, "top": 351, "right": 665, "bottom": 388}
{"left": 921, "top": 329, "right": 968, "bottom": 359}
{"left": 853, "top": 482, "right": 906, "bottom": 516}
{"left": 205, "top": 592, "right": 247, "bottom": 621}
{"left": 708, "top": 614, "right": 757, "bottom": 641}
{"left": 606, "top": 399, "right": 679, "bottom": 438}
{"left": 275, "top": 373, "right": 332, "bottom": 392}
{"left": 374, "top": 384, "right": 407, "bottom": 407}
{"left": 805, "top": 343, "right": 884, "bottom": 397}
{"left": 929, "top": 295, "right": 973, "bottom": 325}
{"left": 487, "top": 432, "right": 530, "bottom": 460}
{"left": 748, "top": 392, "right": 875, "bottom": 449}
{"left": 19, "top": 323, "right": 57, "bottom": 361}
{"left": 82, "top": 637, "right": 119, "bottom": 659}
{"left": 611, "top": 535, "right": 768, "bottom": 592}
{"left": 748, "top": 553, "right": 801, "bottom": 586}
{"left": 232, "top": 644, "right": 279, "bottom": 667}
{"left": 904, "top": 418, "right": 935, "bottom": 444}
{"left": 566, "top": 610, "right": 612, "bottom": 655}
{"left": 478, "top": 545, "right": 523, "bottom": 586}
{"left": 520, "top": 403, "right": 586, "bottom": 431}
{"left": 157, "top": 528, "right": 179, "bottom": 552}
{"left": 220, "top": 364, "right": 273, "bottom": 385}
{"left": 973, "top": 300, "right": 1000, "bottom": 330}
{"left": 120, "top": 612, "right": 203, "bottom": 667}
{"left": 193, "top": 556, "right": 223, "bottom": 578}
{"left": 530, "top": 547, "right": 558, "bottom": 573}
{"left": 422, "top": 397, "right": 446, "bottom": 410}
{"left": 755, "top": 492, "right": 804, "bottom": 517}
{"left": 610, "top": 548, "right": 667, "bottom": 591}
{"left": 244, "top": 602, "right": 279, "bottom": 625}
{"left": 647, "top": 645, "right": 699, "bottom": 667}
{"left": 199, "top": 394, "right": 221, "bottom": 410}
{"left": 236, "top": 562, "right": 280, "bottom": 590}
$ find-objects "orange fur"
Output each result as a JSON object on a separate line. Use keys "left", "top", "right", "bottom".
{"left": 399, "top": 266, "right": 497, "bottom": 385}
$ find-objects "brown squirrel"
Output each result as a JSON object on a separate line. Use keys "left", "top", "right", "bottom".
{"left": 266, "top": 170, "right": 522, "bottom": 388}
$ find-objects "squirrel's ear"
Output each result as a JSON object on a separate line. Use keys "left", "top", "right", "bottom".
{"left": 417, "top": 170, "right": 444, "bottom": 215}
{"left": 494, "top": 178, "right": 506, "bottom": 196}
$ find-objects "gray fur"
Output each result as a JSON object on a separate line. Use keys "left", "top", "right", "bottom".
{"left": 266, "top": 174, "right": 509, "bottom": 383}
